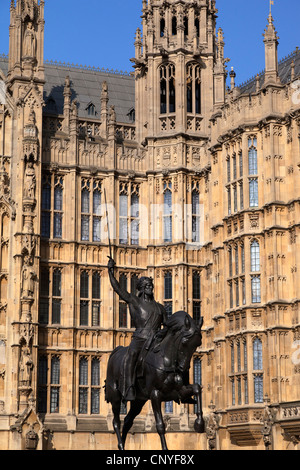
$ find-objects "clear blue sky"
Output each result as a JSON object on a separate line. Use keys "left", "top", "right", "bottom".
{"left": 0, "top": 0, "right": 299, "bottom": 85}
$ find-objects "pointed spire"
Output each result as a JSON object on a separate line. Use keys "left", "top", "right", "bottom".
{"left": 263, "top": 8, "right": 280, "bottom": 85}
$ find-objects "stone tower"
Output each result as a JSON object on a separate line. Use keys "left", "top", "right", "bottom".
{"left": 134, "top": 0, "right": 226, "bottom": 145}
{"left": 0, "top": 0, "right": 46, "bottom": 449}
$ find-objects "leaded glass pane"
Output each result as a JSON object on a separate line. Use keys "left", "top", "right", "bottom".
{"left": 193, "top": 358, "right": 202, "bottom": 385}
{"left": 93, "top": 217, "right": 101, "bottom": 242}
{"left": 92, "top": 302, "right": 100, "bottom": 326}
{"left": 38, "top": 388, "right": 47, "bottom": 414}
{"left": 164, "top": 272, "right": 172, "bottom": 300}
{"left": 250, "top": 241, "right": 260, "bottom": 272}
{"left": 120, "top": 194, "right": 128, "bottom": 217}
{"left": 52, "top": 300, "right": 61, "bottom": 325}
{"left": 254, "top": 375, "right": 264, "bottom": 403}
{"left": 93, "top": 190, "right": 101, "bottom": 216}
{"left": 42, "top": 212, "right": 51, "bottom": 238}
{"left": 119, "top": 218, "right": 128, "bottom": 244}
{"left": 81, "top": 189, "right": 90, "bottom": 214}
{"left": 51, "top": 357, "right": 60, "bottom": 385}
{"left": 81, "top": 215, "right": 90, "bottom": 241}
{"left": 53, "top": 270, "right": 61, "bottom": 297}
{"left": 79, "top": 358, "right": 88, "bottom": 386}
{"left": 249, "top": 148, "right": 258, "bottom": 175}
{"left": 231, "top": 343, "right": 235, "bottom": 373}
{"left": 80, "top": 301, "right": 89, "bottom": 326}
{"left": 54, "top": 213, "right": 62, "bottom": 239}
{"left": 164, "top": 216, "right": 172, "bottom": 243}
{"left": 79, "top": 388, "right": 88, "bottom": 414}
{"left": 50, "top": 387, "right": 59, "bottom": 413}
{"left": 42, "top": 185, "right": 51, "bottom": 211}
{"left": 80, "top": 272, "right": 89, "bottom": 299}
{"left": 91, "top": 389, "right": 100, "bottom": 414}
{"left": 91, "top": 358, "right": 100, "bottom": 386}
{"left": 249, "top": 179, "right": 258, "bottom": 207}
{"left": 131, "top": 219, "right": 139, "bottom": 245}
{"left": 119, "top": 302, "right": 127, "bottom": 328}
{"left": 253, "top": 338, "right": 263, "bottom": 370}
{"left": 54, "top": 187, "right": 63, "bottom": 211}
{"left": 38, "top": 356, "right": 48, "bottom": 386}
{"left": 41, "top": 270, "right": 50, "bottom": 296}
{"left": 92, "top": 273, "right": 101, "bottom": 299}
{"left": 165, "top": 401, "right": 173, "bottom": 414}
{"left": 39, "top": 299, "right": 49, "bottom": 324}
{"left": 131, "top": 193, "right": 139, "bottom": 218}
{"left": 193, "top": 272, "right": 201, "bottom": 299}
{"left": 251, "top": 276, "right": 261, "bottom": 304}
{"left": 193, "top": 302, "right": 201, "bottom": 324}
{"left": 237, "top": 378, "right": 242, "bottom": 405}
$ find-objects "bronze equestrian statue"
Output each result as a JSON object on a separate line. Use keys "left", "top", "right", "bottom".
{"left": 105, "top": 258, "right": 205, "bottom": 451}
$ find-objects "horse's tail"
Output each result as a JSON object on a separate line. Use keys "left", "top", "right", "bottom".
{"left": 105, "top": 346, "right": 126, "bottom": 403}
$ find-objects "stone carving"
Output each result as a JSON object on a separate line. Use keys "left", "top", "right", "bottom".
{"left": 19, "top": 346, "right": 33, "bottom": 388}
{"left": 21, "top": 257, "right": 36, "bottom": 299}
{"left": 23, "top": 22, "right": 36, "bottom": 59}
{"left": 22, "top": 0, "right": 36, "bottom": 21}
{"left": 205, "top": 406, "right": 221, "bottom": 450}
{"left": 23, "top": 159, "right": 36, "bottom": 200}
{"left": 261, "top": 404, "right": 277, "bottom": 450}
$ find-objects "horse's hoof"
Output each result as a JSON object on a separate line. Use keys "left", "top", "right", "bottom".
{"left": 194, "top": 418, "right": 205, "bottom": 434}
{"left": 118, "top": 444, "right": 125, "bottom": 451}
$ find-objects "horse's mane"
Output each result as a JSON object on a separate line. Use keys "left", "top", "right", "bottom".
{"left": 151, "top": 311, "right": 197, "bottom": 354}
{"left": 164, "top": 311, "right": 193, "bottom": 332}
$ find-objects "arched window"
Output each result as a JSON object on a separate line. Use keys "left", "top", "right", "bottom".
{"left": 163, "top": 181, "right": 172, "bottom": 242}
{"left": 248, "top": 137, "right": 258, "bottom": 175}
{"left": 253, "top": 338, "right": 263, "bottom": 370}
{"left": 251, "top": 276, "right": 261, "bottom": 304}
{"left": 172, "top": 16, "right": 177, "bottom": 36}
{"left": 160, "top": 18, "right": 165, "bottom": 38}
{"left": 254, "top": 375, "right": 264, "bottom": 403}
{"left": 164, "top": 271, "right": 173, "bottom": 318}
{"left": 186, "top": 64, "right": 201, "bottom": 114}
{"left": 119, "top": 273, "right": 128, "bottom": 328}
{"left": 86, "top": 102, "right": 96, "bottom": 117}
{"left": 250, "top": 240, "right": 260, "bottom": 272}
{"left": 80, "top": 271, "right": 89, "bottom": 326}
{"left": 50, "top": 356, "right": 60, "bottom": 413}
{"left": 195, "top": 17, "right": 200, "bottom": 37}
{"left": 160, "top": 64, "right": 176, "bottom": 114}
{"left": 192, "top": 187, "right": 200, "bottom": 243}
{"left": 80, "top": 271, "right": 89, "bottom": 299}
{"left": 52, "top": 269, "right": 62, "bottom": 325}
{"left": 91, "top": 358, "right": 100, "bottom": 414}
{"left": 184, "top": 16, "right": 189, "bottom": 36}
{"left": 79, "top": 357, "right": 88, "bottom": 414}
{"left": 92, "top": 272, "right": 101, "bottom": 327}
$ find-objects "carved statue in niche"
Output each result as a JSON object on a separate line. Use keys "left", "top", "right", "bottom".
{"left": 23, "top": 158, "right": 36, "bottom": 200}
{"left": 23, "top": 22, "right": 36, "bottom": 59}
{"left": 21, "top": 256, "right": 36, "bottom": 299}
{"left": 19, "top": 346, "right": 33, "bottom": 387}
{"left": 109, "top": 105, "right": 116, "bottom": 123}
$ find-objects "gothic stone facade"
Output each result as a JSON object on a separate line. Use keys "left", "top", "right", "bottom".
{"left": 0, "top": 0, "right": 299, "bottom": 450}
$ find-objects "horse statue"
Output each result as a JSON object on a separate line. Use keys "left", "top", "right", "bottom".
{"left": 105, "top": 311, "right": 205, "bottom": 451}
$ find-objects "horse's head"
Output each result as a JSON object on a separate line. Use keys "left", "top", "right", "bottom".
{"left": 165, "top": 312, "right": 203, "bottom": 374}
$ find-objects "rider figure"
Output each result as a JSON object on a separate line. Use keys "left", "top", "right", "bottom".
{"left": 108, "top": 257, "right": 168, "bottom": 401}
